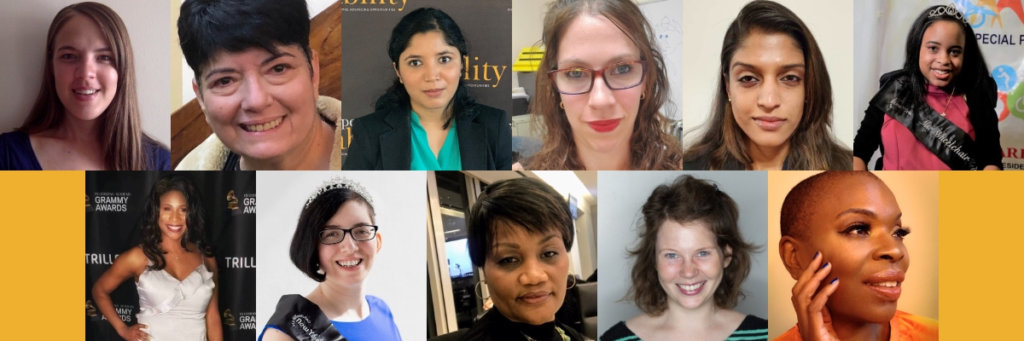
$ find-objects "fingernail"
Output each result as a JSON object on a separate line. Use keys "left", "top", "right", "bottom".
{"left": 813, "top": 251, "right": 820, "bottom": 259}
{"left": 831, "top": 277, "right": 839, "bottom": 284}
{"left": 820, "top": 262, "right": 829, "bottom": 269}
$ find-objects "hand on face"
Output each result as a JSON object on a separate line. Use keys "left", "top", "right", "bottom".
{"left": 727, "top": 30, "right": 804, "bottom": 152}
{"left": 791, "top": 251, "right": 840, "bottom": 341}
{"left": 53, "top": 15, "right": 118, "bottom": 123}
{"left": 918, "top": 20, "right": 965, "bottom": 89}
{"left": 483, "top": 225, "right": 569, "bottom": 325}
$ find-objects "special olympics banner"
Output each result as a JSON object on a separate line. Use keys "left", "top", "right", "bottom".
{"left": 85, "top": 171, "right": 256, "bottom": 341}
{"left": 340, "top": 0, "right": 512, "bottom": 157}
{"left": 854, "top": 0, "right": 1024, "bottom": 169}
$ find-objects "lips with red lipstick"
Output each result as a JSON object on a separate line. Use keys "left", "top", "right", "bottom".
{"left": 863, "top": 270, "right": 904, "bottom": 302}
{"left": 517, "top": 290, "right": 554, "bottom": 305}
{"left": 587, "top": 118, "right": 621, "bottom": 133}
{"left": 752, "top": 116, "right": 787, "bottom": 131}
{"left": 240, "top": 116, "right": 285, "bottom": 133}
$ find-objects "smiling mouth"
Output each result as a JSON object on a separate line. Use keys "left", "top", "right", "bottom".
{"left": 166, "top": 225, "right": 184, "bottom": 233}
{"left": 676, "top": 281, "right": 706, "bottom": 295}
{"left": 931, "top": 68, "right": 952, "bottom": 80}
{"left": 335, "top": 259, "right": 362, "bottom": 268}
{"left": 240, "top": 117, "right": 284, "bottom": 132}
{"left": 73, "top": 89, "right": 99, "bottom": 95}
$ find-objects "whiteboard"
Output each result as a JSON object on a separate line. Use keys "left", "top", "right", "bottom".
{"left": 639, "top": 0, "right": 684, "bottom": 121}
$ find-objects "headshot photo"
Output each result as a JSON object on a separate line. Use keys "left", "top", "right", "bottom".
{"left": 0, "top": 1, "right": 171, "bottom": 170}
{"left": 256, "top": 171, "right": 426, "bottom": 341}
{"left": 853, "top": 1, "right": 1007, "bottom": 170}
{"left": 342, "top": 1, "right": 512, "bottom": 171}
{"left": 514, "top": 0, "right": 685, "bottom": 170}
{"left": 598, "top": 171, "right": 768, "bottom": 340}
{"left": 768, "top": 171, "right": 939, "bottom": 340}
{"left": 681, "top": 0, "right": 854, "bottom": 170}
{"left": 172, "top": 0, "right": 341, "bottom": 170}
{"left": 85, "top": 171, "right": 256, "bottom": 340}
{"left": 425, "top": 171, "right": 598, "bottom": 341}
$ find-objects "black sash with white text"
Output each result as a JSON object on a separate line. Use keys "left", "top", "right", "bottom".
{"left": 869, "top": 75, "right": 978, "bottom": 170}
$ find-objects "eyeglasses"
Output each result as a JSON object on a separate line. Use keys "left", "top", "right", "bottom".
{"left": 547, "top": 61, "right": 645, "bottom": 95}
{"left": 319, "top": 225, "right": 378, "bottom": 244}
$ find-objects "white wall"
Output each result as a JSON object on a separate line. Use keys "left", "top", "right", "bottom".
{"left": 0, "top": 0, "right": 171, "bottom": 146}
{"left": 597, "top": 171, "right": 769, "bottom": 334}
{"left": 256, "top": 171, "right": 426, "bottom": 341}
{"left": 681, "top": 0, "right": 855, "bottom": 150}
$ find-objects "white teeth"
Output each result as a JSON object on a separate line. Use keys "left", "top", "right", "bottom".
{"left": 870, "top": 281, "right": 898, "bottom": 288}
{"left": 74, "top": 89, "right": 98, "bottom": 95}
{"left": 336, "top": 259, "right": 360, "bottom": 267}
{"left": 243, "top": 117, "right": 283, "bottom": 132}
{"left": 678, "top": 282, "right": 703, "bottom": 291}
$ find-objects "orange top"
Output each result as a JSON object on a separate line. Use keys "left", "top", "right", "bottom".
{"left": 773, "top": 311, "right": 938, "bottom": 341}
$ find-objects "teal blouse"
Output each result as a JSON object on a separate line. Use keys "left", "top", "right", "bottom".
{"left": 409, "top": 112, "right": 462, "bottom": 170}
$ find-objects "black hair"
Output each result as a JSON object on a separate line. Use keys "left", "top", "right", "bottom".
{"left": 375, "top": 7, "right": 475, "bottom": 129}
{"left": 290, "top": 187, "right": 376, "bottom": 282}
{"left": 466, "top": 178, "right": 574, "bottom": 268}
{"left": 781, "top": 171, "right": 882, "bottom": 239}
{"left": 177, "top": 0, "right": 312, "bottom": 82}
{"left": 140, "top": 175, "right": 212, "bottom": 270}
{"left": 903, "top": 5, "right": 989, "bottom": 101}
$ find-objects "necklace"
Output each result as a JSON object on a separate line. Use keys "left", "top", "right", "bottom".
{"left": 520, "top": 326, "right": 570, "bottom": 341}
{"left": 940, "top": 86, "right": 956, "bottom": 117}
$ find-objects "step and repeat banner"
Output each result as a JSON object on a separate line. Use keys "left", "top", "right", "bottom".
{"left": 84, "top": 171, "right": 256, "bottom": 341}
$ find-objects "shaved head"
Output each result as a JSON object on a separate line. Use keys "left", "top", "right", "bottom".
{"left": 780, "top": 171, "right": 885, "bottom": 240}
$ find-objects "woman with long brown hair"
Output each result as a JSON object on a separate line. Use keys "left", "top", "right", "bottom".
{"left": 0, "top": 2, "right": 168, "bottom": 170}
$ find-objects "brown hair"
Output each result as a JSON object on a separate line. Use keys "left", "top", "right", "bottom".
{"left": 683, "top": 0, "right": 850, "bottom": 170}
{"left": 528, "top": 0, "right": 683, "bottom": 170}
{"left": 628, "top": 175, "right": 757, "bottom": 314}
{"left": 19, "top": 2, "right": 157, "bottom": 170}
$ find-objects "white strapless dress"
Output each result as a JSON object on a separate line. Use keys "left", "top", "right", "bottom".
{"left": 136, "top": 262, "right": 214, "bottom": 341}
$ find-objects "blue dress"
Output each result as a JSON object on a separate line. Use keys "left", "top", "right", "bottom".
{"left": 260, "top": 294, "right": 402, "bottom": 341}
{"left": 0, "top": 131, "right": 169, "bottom": 170}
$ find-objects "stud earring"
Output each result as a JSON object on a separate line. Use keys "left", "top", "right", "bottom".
{"left": 559, "top": 102, "right": 565, "bottom": 109}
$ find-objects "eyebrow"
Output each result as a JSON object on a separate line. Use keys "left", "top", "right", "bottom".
{"left": 323, "top": 222, "right": 374, "bottom": 230}
{"left": 55, "top": 46, "right": 112, "bottom": 53}
{"left": 835, "top": 208, "right": 903, "bottom": 221}
{"left": 925, "top": 41, "right": 962, "bottom": 48}
{"left": 203, "top": 51, "right": 295, "bottom": 81}
{"left": 493, "top": 233, "right": 560, "bottom": 250}
{"left": 403, "top": 50, "right": 455, "bottom": 62}
{"left": 558, "top": 54, "right": 638, "bottom": 67}
{"left": 730, "top": 61, "right": 806, "bottom": 72}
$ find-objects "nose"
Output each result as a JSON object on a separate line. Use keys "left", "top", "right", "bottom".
{"left": 424, "top": 61, "right": 440, "bottom": 82}
{"left": 240, "top": 78, "right": 272, "bottom": 112}
{"left": 518, "top": 258, "right": 549, "bottom": 286}
{"left": 872, "top": 233, "right": 906, "bottom": 263}
{"left": 757, "top": 81, "right": 781, "bottom": 112}
{"left": 77, "top": 56, "right": 96, "bottom": 80}
{"left": 335, "top": 231, "right": 359, "bottom": 250}
{"left": 587, "top": 74, "right": 616, "bottom": 109}
{"left": 681, "top": 258, "right": 698, "bottom": 278}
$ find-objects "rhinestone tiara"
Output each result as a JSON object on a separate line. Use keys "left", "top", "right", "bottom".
{"left": 929, "top": 3, "right": 968, "bottom": 25}
{"left": 304, "top": 176, "right": 374, "bottom": 208}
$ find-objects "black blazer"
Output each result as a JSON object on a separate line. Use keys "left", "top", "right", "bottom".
{"left": 344, "top": 103, "right": 512, "bottom": 170}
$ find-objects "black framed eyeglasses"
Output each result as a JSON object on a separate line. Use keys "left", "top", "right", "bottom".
{"left": 319, "top": 225, "right": 378, "bottom": 244}
{"left": 547, "top": 61, "right": 645, "bottom": 95}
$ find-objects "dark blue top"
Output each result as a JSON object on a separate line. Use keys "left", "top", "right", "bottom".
{"left": 0, "top": 131, "right": 169, "bottom": 170}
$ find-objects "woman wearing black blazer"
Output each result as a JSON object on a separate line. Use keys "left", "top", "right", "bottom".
{"left": 343, "top": 8, "right": 511, "bottom": 170}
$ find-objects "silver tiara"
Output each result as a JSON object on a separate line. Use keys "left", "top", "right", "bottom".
{"left": 929, "top": 3, "right": 968, "bottom": 25}
{"left": 304, "top": 176, "right": 374, "bottom": 208}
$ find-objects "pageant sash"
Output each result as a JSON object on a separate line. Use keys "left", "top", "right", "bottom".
{"left": 869, "top": 75, "right": 978, "bottom": 170}
{"left": 265, "top": 295, "right": 346, "bottom": 341}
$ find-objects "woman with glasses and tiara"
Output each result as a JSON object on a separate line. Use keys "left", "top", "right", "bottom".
{"left": 527, "top": 0, "right": 684, "bottom": 170}
{"left": 260, "top": 177, "right": 401, "bottom": 341}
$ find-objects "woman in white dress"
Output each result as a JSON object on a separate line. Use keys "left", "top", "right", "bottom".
{"left": 93, "top": 175, "right": 222, "bottom": 341}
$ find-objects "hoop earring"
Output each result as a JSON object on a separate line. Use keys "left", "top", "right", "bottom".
{"left": 641, "top": 92, "right": 646, "bottom": 100}
{"left": 567, "top": 275, "right": 577, "bottom": 290}
{"left": 559, "top": 102, "right": 565, "bottom": 109}
{"left": 316, "top": 265, "right": 325, "bottom": 275}
{"left": 475, "top": 280, "right": 486, "bottom": 298}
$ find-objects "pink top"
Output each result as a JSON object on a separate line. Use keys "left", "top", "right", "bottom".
{"left": 881, "top": 84, "right": 974, "bottom": 170}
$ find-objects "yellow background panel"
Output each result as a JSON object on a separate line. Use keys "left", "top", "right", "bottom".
{"left": 939, "top": 172, "right": 1024, "bottom": 339}
{"left": 0, "top": 171, "right": 83, "bottom": 339}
